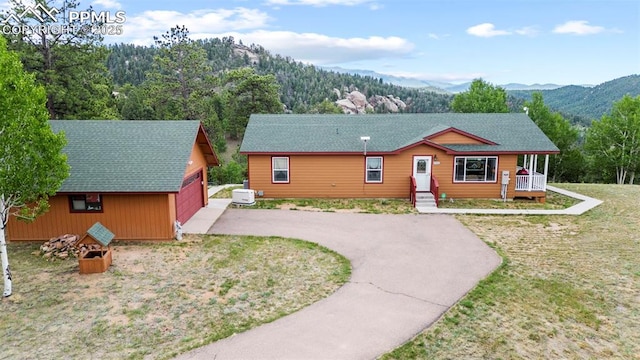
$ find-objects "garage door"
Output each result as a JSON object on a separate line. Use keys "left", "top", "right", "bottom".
{"left": 176, "top": 170, "right": 204, "bottom": 224}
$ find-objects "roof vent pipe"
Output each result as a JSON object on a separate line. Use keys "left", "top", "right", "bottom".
{"left": 360, "top": 136, "right": 370, "bottom": 155}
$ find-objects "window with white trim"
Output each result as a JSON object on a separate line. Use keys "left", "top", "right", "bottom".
{"left": 454, "top": 156, "right": 497, "bottom": 182}
{"left": 366, "top": 156, "right": 383, "bottom": 183}
{"left": 272, "top": 157, "right": 289, "bottom": 183}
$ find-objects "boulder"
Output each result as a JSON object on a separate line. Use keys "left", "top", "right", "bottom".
{"left": 347, "top": 91, "right": 368, "bottom": 108}
{"left": 335, "top": 99, "right": 358, "bottom": 114}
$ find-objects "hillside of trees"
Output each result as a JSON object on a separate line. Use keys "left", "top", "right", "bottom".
{"left": 508, "top": 74, "right": 640, "bottom": 124}
{"left": 107, "top": 39, "right": 454, "bottom": 114}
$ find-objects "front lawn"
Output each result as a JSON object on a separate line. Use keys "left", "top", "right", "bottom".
{"left": 1, "top": 235, "right": 350, "bottom": 360}
{"left": 383, "top": 183, "right": 640, "bottom": 359}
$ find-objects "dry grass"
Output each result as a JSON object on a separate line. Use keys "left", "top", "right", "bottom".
{"left": 250, "top": 198, "right": 417, "bottom": 214}
{"left": 210, "top": 185, "right": 243, "bottom": 199}
{"left": 0, "top": 234, "right": 350, "bottom": 360}
{"left": 438, "top": 189, "right": 580, "bottom": 209}
{"left": 383, "top": 183, "right": 640, "bottom": 360}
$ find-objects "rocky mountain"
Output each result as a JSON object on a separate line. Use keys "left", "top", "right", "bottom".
{"left": 107, "top": 40, "right": 453, "bottom": 114}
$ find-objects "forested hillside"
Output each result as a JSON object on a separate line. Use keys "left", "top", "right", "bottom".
{"left": 107, "top": 38, "right": 454, "bottom": 114}
{"left": 509, "top": 74, "right": 640, "bottom": 123}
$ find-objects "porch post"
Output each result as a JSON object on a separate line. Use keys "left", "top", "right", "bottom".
{"left": 543, "top": 154, "right": 549, "bottom": 190}
{"left": 523, "top": 154, "right": 528, "bottom": 170}
{"left": 528, "top": 154, "right": 534, "bottom": 191}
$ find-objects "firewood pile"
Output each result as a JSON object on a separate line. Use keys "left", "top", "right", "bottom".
{"left": 38, "top": 234, "right": 82, "bottom": 260}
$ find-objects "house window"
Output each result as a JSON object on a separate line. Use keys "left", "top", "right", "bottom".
{"left": 272, "top": 157, "right": 289, "bottom": 183}
{"left": 454, "top": 157, "right": 497, "bottom": 182}
{"left": 69, "top": 194, "right": 103, "bottom": 212}
{"left": 366, "top": 157, "right": 383, "bottom": 183}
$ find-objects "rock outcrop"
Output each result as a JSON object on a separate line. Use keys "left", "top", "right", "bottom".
{"left": 232, "top": 44, "right": 260, "bottom": 65}
{"left": 334, "top": 90, "right": 408, "bottom": 114}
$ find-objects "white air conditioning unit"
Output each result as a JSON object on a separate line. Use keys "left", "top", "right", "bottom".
{"left": 232, "top": 189, "right": 255, "bottom": 205}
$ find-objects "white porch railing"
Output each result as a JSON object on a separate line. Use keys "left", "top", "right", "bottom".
{"left": 515, "top": 173, "right": 546, "bottom": 191}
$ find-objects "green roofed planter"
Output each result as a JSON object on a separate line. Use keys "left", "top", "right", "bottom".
{"left": 75, "top": 222, "right": 114, "bottom": 274}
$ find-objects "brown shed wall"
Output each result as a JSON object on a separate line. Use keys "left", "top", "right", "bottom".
{"left": 7, "top": 193, "right": 174, "bottom": 241}
{"left": 247, "top": 145, "right": 520, "bottom": 199}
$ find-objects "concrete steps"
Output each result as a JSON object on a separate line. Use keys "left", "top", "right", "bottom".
{"left": 415, "top": 192, "right": 437, "bottom": 208}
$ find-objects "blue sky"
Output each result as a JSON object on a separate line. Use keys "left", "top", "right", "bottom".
{"left": 3, "top": 0, "right": 639, "bottom": 85}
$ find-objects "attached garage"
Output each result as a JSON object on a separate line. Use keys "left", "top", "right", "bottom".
{"left": 176, "top": 170, "right": 205, "bottom": 224}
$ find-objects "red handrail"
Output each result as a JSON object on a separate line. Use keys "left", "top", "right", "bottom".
{"left": 410, "top": 176, "right": 417, "bottom": 207}
{"left": 430, "top": 176, "right": 440, "bottom": 207}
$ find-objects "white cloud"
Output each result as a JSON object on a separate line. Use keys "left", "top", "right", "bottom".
{"left": 466, "top": 23, "right": 511, "bottom": 37}
{"left": 188, "top": 30, "right": 414, "bottom": 64}
{"left": 91, "top": 0, "right": 121, "bottom": 9}
{"left": 115, "top": 9, "right": 414, "bottom": 65}
{"left": 117, "top": 8, "right": 271, "bottom": 45}
{"left": 265, "top": 0, "right": 376, "bottom": 7}
{"left": 553, "top": 20, "right": 606, "bottom": 35}
{"left": 515, "top": 26, "right": 539, "bottom": 37}
{"left": 427, "top": 33, "right": 450, "bottom": 40}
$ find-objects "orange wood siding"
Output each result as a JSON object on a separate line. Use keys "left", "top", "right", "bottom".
{"left": 248, "top": 148, "right": 524, "bottom": 200}
{"left": 168, "top": 193, "right": 177, "bottom": 226}
{"left": 7, "top": 194, "right": 174, "bottom": 241}
{"left": 184, "top": 141, "right": 209, "bottom": 206}
{"left": 430, "top": 132, "right": 484, "bottom": 145}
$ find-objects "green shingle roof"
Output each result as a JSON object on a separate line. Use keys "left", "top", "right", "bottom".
{"left": 85, "top": 222, "right": 114, "bottom": 247}
{"left": 50, "top": 120, "right": 208, "bottom": 193}
{"left": 240, "top": 113, "right": 559, "bottom": 154}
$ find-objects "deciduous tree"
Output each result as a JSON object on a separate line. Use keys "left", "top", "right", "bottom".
{"left": 584, "top": 95, "right": 640, "bottom": 184}
{"left": 452, "top": 78, "right": 509, "bottom": 113}
{"left": 524, "top": 92, "right": 584, "bottom": 182}
{"left": 309, "top": 99, "right": 344, "bottom": 114}
{"left": 0, "top": 36, "right": 69, "bottom": 297}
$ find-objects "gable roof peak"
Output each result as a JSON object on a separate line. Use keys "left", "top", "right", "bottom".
{"left": 50, "top": 120, "right": 218, "bottom": 193}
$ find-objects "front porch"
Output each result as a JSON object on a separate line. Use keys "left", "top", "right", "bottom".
{"left": 515, "top": 154, "right": 549, "bottom": 196}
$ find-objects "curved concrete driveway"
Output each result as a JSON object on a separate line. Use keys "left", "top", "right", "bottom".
{"left": 177, "top": 210, "right": 501, "bottom": 360}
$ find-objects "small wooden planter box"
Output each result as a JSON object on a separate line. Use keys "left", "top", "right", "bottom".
{"left": 75, "top": 222, "right": 115, "bottom": 275}
{"left": 79, "top": 247, "right": 113, "bottom": 274}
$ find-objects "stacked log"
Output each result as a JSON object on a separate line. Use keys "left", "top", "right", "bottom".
{"left": 39, "top": 234, "right": 81, "bottom": 260}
